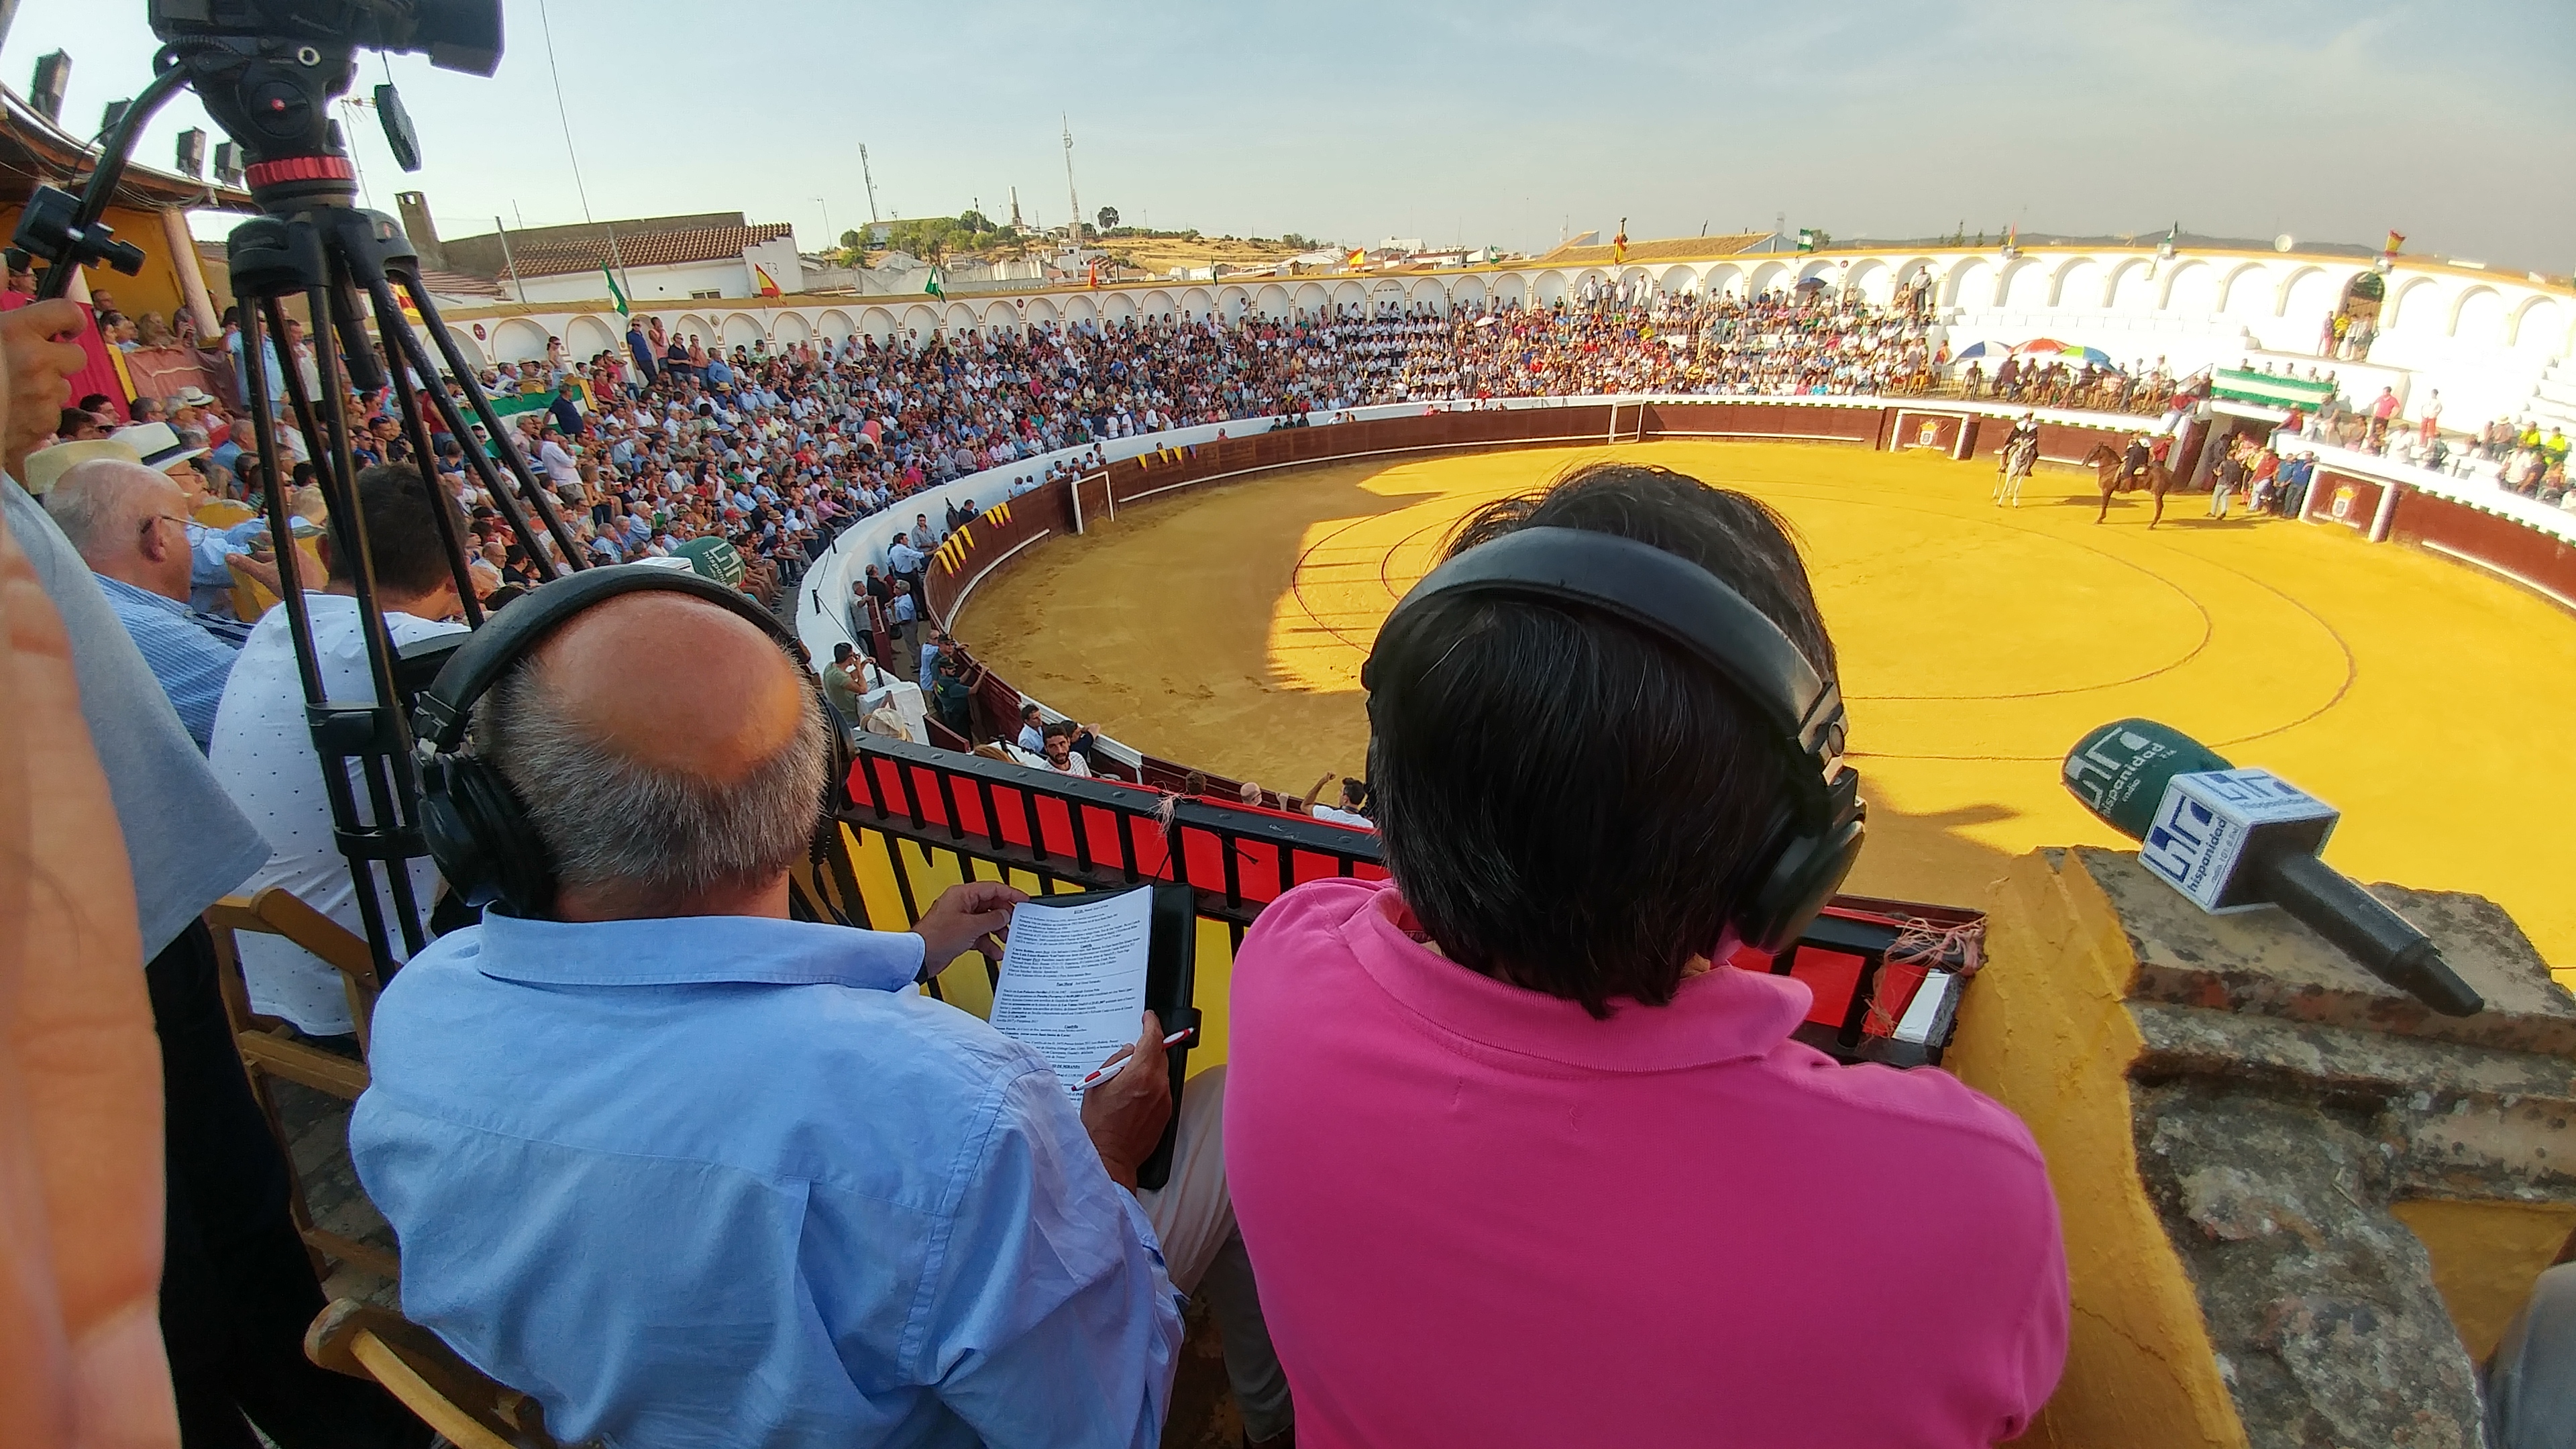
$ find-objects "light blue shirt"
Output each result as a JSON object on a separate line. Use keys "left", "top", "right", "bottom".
{"left": 93, "top": 574, "right": 244, "bottom": 752}
{"left": 887, "top": 541, "right": 925, "bottom": 576}
{"left": 186, "top": 520, "right": 251, "bottom": 612}
{"left": 350, "top": 910, "right": 1182, "bottom": 1449}
{"left": 3, "top": 480, "right": 270, "bottom": 957}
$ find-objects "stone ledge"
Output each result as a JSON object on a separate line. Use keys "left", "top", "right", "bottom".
{"left": 2080, "top": 848, "right": 2576, "bottom": 1058}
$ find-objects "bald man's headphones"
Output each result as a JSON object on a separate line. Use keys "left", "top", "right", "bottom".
{"left": 1360, "top": 526, "right": 1865, "bottom": 955}
{"left": 412, "top": 562, "right": 807, "bottom": 917}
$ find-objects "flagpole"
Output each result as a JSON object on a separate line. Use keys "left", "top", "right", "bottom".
{"left": 494, "top": 214, "right": 528, "bottom": 305}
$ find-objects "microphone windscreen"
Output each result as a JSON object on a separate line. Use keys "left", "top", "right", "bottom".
{"left": 2063, "top": 718, "right": 2234, "bottom": 840}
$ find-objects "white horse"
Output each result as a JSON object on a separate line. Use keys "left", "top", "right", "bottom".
{"left": 1994, "top": 435, "right": 2039, "bottom": 506}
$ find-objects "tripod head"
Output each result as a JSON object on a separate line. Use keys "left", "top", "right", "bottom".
{"left": 15, "top": 0, "right": 500, "bottom": 290}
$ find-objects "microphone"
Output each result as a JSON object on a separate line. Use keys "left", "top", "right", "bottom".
{"left": 2063, "top": 719, "right": 2482, "bottom": 1017}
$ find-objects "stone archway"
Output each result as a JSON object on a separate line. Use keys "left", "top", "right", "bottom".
{"left": 489, "top": 316, "right": 549, "bottom": 364}
{"left": 562, "top": 313, "right": 618, "bottom": 361}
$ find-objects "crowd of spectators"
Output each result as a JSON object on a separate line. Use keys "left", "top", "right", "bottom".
{"left": 48, "top": 282, "right": 2231, "bottom": 639}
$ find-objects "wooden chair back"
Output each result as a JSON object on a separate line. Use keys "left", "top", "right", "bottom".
{"left": 193, "top": 498, "right": 257, "bottom": 529}
{"left": 205, "top": 886, "right": 396, "bottom": 1278}
{"left": 307, "top": 1299, "right": 580, "bottom": 1449}
{"left": 225, "top": 535, "right": 326, "bottom": 622}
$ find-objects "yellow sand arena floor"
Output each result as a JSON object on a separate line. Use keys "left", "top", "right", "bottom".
{"left": 960, "top": 439, "right": 2576, "bottom": 984}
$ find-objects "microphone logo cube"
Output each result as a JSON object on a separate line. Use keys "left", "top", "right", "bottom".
{"left": 2140, "top": 769, "right": 2340, "bottom": 912}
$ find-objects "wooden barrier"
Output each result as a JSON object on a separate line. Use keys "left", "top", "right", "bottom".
{"left": 2387, "top": 488, "right": 2576, "bottom": 611}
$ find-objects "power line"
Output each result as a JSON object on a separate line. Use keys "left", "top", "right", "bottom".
{"left": 532, "top": 0, "right": 630, "bottom": 297}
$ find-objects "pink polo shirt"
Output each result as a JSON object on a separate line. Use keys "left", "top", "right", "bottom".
{"left": 1225, "top": 878, "right": 2067, "bottom": 1448}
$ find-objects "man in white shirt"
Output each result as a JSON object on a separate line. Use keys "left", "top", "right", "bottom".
{"left": 213, "top": 464, "right": 468, "bottom": 1038}
{"left": 1040, "top": 720, "right": 1092, "bottom": 777}
{"left": 1014, "top": 702, "right": 1046, "bottom": 754}
{"left": 537, "top": 426, "right": 582, "bottom": 491}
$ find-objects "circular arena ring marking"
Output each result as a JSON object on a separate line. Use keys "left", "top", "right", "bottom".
{"left": 960, "top": 437, "right": 2576, "bottom": 965}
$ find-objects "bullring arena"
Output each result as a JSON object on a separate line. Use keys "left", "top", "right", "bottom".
{"left": 437, "top": 221, "right": 2576, "bottom": 1438}
{"left": 958, "top": 434, "right": 2576, "bottom": 977}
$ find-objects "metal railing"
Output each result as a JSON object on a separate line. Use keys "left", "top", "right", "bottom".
{"left": 812, "top": 733, "right": 1980, "bottom": 1068}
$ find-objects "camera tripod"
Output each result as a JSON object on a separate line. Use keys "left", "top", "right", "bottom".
{"left": 19, "top": 32, "right": 599, "bottom": 978}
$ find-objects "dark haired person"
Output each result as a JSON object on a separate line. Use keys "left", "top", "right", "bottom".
{"left": 1225, "top": 463, "right": 2066, "bottom": 1446}
{"left": 211, "top": 464, "right": 468, "bottom": 1041}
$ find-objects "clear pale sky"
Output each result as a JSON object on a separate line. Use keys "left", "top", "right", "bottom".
{"left": 11, "top": 0, "right": 2572, "bottom": 269}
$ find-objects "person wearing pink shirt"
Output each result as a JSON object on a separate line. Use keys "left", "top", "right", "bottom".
{"left": 1226, "top": 462, "right": 2068, "bottom": 1448}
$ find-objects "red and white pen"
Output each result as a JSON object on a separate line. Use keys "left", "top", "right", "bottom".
{"left": 1077, "top": 1028, "right": 1195, "bottom": 1090}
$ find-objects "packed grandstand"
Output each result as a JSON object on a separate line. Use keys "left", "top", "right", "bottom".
{"left": 68, "top": 276, "right": 2565, "bottom": 636}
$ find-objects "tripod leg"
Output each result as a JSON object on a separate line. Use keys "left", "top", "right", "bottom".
{"left": 390, "top": 268, "right": 590, "bottom": 571}
{"left": 358, "top": 276, "right": 483, "bottom": 627}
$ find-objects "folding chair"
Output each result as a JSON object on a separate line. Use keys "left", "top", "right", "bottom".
{"left": 307, "top": 1299, "right": 577, "bottom": 1449}
{"left": 205, "top": 885, "right": 396, "bottom": 1279}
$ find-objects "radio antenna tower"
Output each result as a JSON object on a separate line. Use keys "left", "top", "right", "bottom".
{"left": 859, "top": 143, "right": 880, "bottom": 224}
{"left": 1061, "top": 116, "right": 1082, "bottom": 250}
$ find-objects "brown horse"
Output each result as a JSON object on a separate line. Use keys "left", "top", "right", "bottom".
{"left": 2086, "top": 441, "right": 2175, "bottom": 527}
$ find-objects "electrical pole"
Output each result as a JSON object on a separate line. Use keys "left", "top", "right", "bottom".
{"left": 1061, "top": 115, "right": 1082, "bottom": 256}
{"left": 859, "top": 144, "right": 880, "bottom": 225}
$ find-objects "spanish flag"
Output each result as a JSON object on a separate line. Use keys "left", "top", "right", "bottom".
{"left": 1344, "top": 248, "right": 1366, "bottom": 270}
{"left": 1611, "top": 219, "right": 1627, "bottom": 264}
{"left": 754, "top": 264, "right": 783, "bottom": 298}
{"left": 2383, "top": 230, "right": 2406, "bottom": 256}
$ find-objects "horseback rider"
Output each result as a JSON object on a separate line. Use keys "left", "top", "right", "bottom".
{"left": 2123, "top": 433, "right": 2153, "bottom": 488}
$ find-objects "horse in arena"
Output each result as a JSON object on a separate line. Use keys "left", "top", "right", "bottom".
{"left": 1994, "top": 435, "right": 2038, "bottom": 507}
{"left": 2086, "top": 441, "right": 2175, "bottom": 527}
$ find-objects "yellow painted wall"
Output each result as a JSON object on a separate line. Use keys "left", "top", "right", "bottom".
{"left": 2393, "top": 1199, "right": 2576, "bottom": 1362}
{"left": 1944, "top": 849, "right": 2250, "bottom": 1449}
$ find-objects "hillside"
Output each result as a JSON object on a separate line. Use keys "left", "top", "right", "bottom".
{"left": 1097, "top": 234, "right": 1307, "bottom": 276}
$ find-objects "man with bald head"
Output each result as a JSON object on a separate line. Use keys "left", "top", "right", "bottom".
{"left": 351, "top": 577, "right": 1292, "bottom": 1449}
{"left": 43, "top": 455, "right": 249, "bottom": 750}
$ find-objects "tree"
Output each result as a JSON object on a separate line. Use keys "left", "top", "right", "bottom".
{"left": 840, "top": 229, "right": 862, "bottom": 250}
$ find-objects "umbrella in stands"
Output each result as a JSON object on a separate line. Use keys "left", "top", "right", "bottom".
{"left": 1952, "top": 341, "right": 2008, "bottom": 360}
{"left": 2013, "top": 339, "right": 2116, "bottom": 366}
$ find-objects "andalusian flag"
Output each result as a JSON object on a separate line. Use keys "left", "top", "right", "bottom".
{"left": 1344, "top": 248, "right": 1366, "bottom": 270}
{"left": 604, "top": 267, "right": 631, "bottom": 316}
{"left": 753, "top": 264, "right": 784, "bottom": 298}
{"left": 1611, "top": 219, "right": 1628, "bottom": 264}
{"left": 925, "top": 264, "right": 946, "bottom": 299}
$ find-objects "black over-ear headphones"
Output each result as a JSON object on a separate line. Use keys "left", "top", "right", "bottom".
{"left": 1360, "top": 525, "right": 1866, "bottom": 955}
{"left": 412, "top": 562, "right": 807, "bottom": 917}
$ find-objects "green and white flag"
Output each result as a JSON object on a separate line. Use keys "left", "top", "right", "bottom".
{"left": 604, "top": 267, "right": 630, "bottom": 317}
{"left": 924, "top": 264, "right": 945, "bottom": 300}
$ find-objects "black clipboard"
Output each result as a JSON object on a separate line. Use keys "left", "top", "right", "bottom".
{"left": 1009, "top": 883, "right": 1199, "bottom": 1191}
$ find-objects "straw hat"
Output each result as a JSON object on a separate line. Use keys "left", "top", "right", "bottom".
{"left": 20, "top": 437, "right": 145, "bottom": 494}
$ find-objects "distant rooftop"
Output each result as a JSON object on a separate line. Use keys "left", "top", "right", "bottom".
{"left": 433, "top": 211, "right": 795, "bottom": 281}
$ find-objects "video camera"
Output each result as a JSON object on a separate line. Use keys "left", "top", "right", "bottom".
{"left": 144, "top": 0, "right": 500, "bottom": 185}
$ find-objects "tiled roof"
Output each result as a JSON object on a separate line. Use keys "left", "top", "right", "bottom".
{"left": 414, "top": 267, "right": 509, "bottom": 301}
{"left": 1533, "top": 233, "right": 1778, "bottom": 267}
{"left": 504, "top": 223, "right": 794, "bottom": 279}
